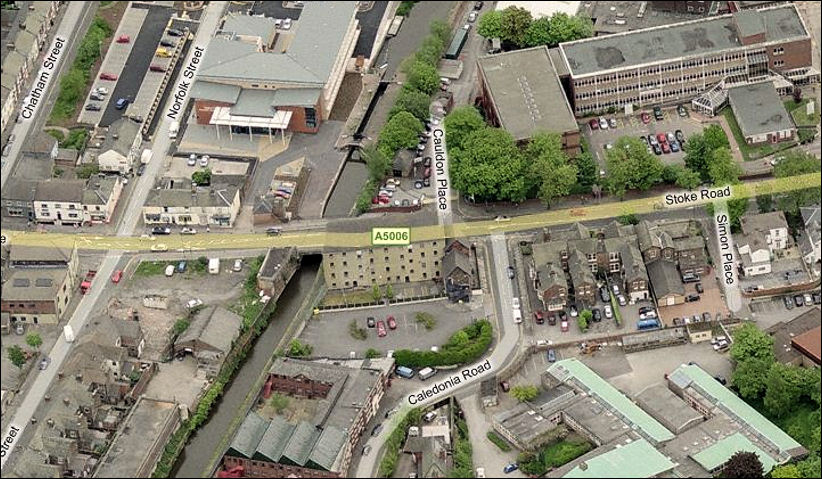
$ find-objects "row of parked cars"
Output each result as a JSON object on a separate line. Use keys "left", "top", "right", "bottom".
{"left": 784, "top": 291, "right": 822, "bottom": 309}
{"left": 365, "top": 315, "right": 397, "bottom": 337}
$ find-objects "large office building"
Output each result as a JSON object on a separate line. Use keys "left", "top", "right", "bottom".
{"left": 554, "top": 3, "right": 815, "bottom": 116}
{"left": 192, "top": 2, "right": 359, "bottom": 137}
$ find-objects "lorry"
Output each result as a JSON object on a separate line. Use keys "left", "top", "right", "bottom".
{"left": 80, "top": 270, "right": 97, "bottom": 294}
{"left": 208, "top": 258, "right": 220, "bottom": 274}
{"left": 395, "top": 366, "right": 415, "bottom": 379}
{"left": 418, "top": 367, "right": 437, "bottom": 380}
{"left": 169, "top": 121, "right": 179, "bottom": 139}
{"left": 387, "top": 15, "right": 404, "bottom": 37}
{"left": 63, "top": 325, "right": 75, "bottom": 343}
{"left": 140, "top": 149, "right": 152, "bottom": 165}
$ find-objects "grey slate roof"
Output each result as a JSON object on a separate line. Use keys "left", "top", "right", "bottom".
{"left": 801, "top": 205, "right": 821, "bottom": 228}
{"left": 255, "top": 415, "right": 294, "bottom": 462}
{"left": 281, "top": 421, "right": 320, "bottom": 466}
{"left": 568, "top": 250, "right": 595, "bottom": 287}
{"left": 176, "top": 306, "right": 242, "bottom": 354}
{"left": 307, "top": 426, "right": 347, "bottom": 471}
{"left": 647, "top": 260, "right": 684, "bottom": 298}
{"left": 271, "top": 88, "right": 321, "bottom": 107}
{"left": 34, "top": 179, "right": 84, "bottom": 203}
{"left": 728, "top": 82, "right": 795, "bottom": 137}
{"left": 198, "top": 2, "right": 356, "bottom": 86}
{"left": 190, "top": 80, "right": 242, "bottom": 103}
{"left": 478, "top": 46, "right": 578, "bottom": 141}
{"left": 101, "top": 118, "right": 140, "bottom": 157}
{"left": 740, "top": 210, "right": 789, "bottom": 234}
{"left": 1, "top": 178, "right": 38, "bottom": 201}
{"left": 229, "top": 411, "right": 268, "bottom": 458}
{"left": 559, "top": 4, "right": 807, "bottom": 76}
{"left": 82, "top": 176, "right": 118, "bottom": 206}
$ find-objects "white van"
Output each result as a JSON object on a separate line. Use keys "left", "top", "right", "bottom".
{"left": 418, "top": 367, "right": 437, "bottom": 380}
{"left": 164, "top": 265, "right": 175, "bottom": 277}
{"left": 169, "top": 120, "right": 179, "bottom": 139}
{"left": 208, "top": 258, "right": 220, "bottom": 274}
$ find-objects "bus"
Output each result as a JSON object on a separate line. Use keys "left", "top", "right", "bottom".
{"left": 418, "top": 367, "right": 437, "bottom": 380}
{"left": 387, "top": 15, "right": 404, "bottom": 37}
{"left": 396, "top": 366, "right": 415, "bottom": 379}
{"left": 445, "top": 27, "right": 469, "bottom": 60}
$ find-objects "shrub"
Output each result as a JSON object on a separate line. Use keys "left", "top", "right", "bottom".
{"left": 393, "top": 320, "right": 492, "bottom": 368}
{"left": 75, "top": 163, "right": 99, "bottom": 179}
{"left": 414, "top": 312, "right": 437, "bottom": 330}
{"left": 349, "top": 319, "right": 367, "bottom": 340}
{"left": 378, "top": 408, "right": 421, "bottom": 477}
{"left": 487, "top": 431, "right": 512, "bottom": 452}
{"left": 365, "top": 348, "right": 381, "bottom": 359}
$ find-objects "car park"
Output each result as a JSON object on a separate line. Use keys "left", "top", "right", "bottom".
{"left": 100, "top": 72, "right": 118, "bottom": 81}
{"left": 85, "top": 104, "right": 101, "bottom": 111}
{"left": 588, "top": 118, "right": 599, "bottom": 130}
{"left": 387, "top": 315, "right": 397, "bottom": 329}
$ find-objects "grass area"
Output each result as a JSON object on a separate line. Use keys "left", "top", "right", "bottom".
{"left": 47, "top": 130, "right": 65, "bottom": 143}
{"left": 61, "top": 128, "right": 89, "bottom": 150}
{"left": 49, "top": 15, "right": 112, "bottom": 124}
{"left": 487, "top": 430, "right": 513, "bottom": 452}
{"left": 786, "top": 99, "right": 821, "bottom": 127}
{"left": 609, "top": 292, "right": 622, "bottom": 327}
{"left": 135, "top": 261, "right": 173, "bottom": 277}
{"left": 722, "top": 107, "right": 797, "bottom": 161}
{"left": 230, "top": 256, "right": 266, "bottom": 329}
{"left": 518, "top": 436, "right": 593, "bottom": 476}
{"left": 320, "top": 288, "right": 376, "bottom": 307}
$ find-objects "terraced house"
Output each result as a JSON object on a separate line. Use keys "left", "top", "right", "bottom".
{"left": 554, "top": 3, "right": 816, "bottom": 116}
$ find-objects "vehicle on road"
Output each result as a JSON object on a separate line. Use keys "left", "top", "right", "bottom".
{"left": 80, "top": 270, "right": 97, "bottom": 294}
{"left": 39, "top": 357, "right": 51, "bottom": 370}
{"left": 387, "top": 315, "right": 397, "bottom": 329}
{"left": 151, "top": 244, "right": 168, "bottom": 252}
{"left": 111, "top": 270, "right": 123, "bottom": 283}
{"left": 85, "top": 103, "right": 101, "bottom": 111}
{"left": 115, "top": 98, "right": 129, "bottom": 110}
{"left": 512, "top": 297, "right": 520, "bottom": 309}
{"left": 507, "top": 266, "right": 515, "bottom": 279}
{"left": 152, "top": 226, "right": 171, "bottom": 235}
{"left": 99, "top": 72, "right": 118, "bottom": 80}
{"left": 367, "top": 316, "right": 376, "bottom": 328}
{"left": 116, "top": 35, "right": 130, "bottom": 43}
{"left": 504, "top": 463, "right": 519, "bottom": 474}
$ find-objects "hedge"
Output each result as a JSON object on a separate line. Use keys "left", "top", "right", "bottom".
{"left": 487, "top": 430, "right": 512, "bottom": 452}
{"left": 378, "top": 408, "right": 421, "bottom": 477}
{"left": 393, "top": 319, "right": 492, "bottom": 368}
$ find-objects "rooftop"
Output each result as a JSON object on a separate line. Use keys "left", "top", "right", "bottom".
{"left": 668, "top": 363, "right": 804, "bottom": 456}
{"left": 3, "top": 268, "right": 69, "bottom": 301}
{"left": 34, "top": 179, "right": 84, "bottom": 203}
{"left": 562, "top": 438, "right": 676, "bottom": 478}
{"left": 728, "top": 82, "right": 795, "bottom": 137}
{"left": 740, "top": 210, "right": 789, "bottom": 234}
{"left": 559, "top": 4, "right": 807, "bottom": 77}
{"left": 83, "top": 176, "right": 119, "bottom": 206}
{"left": 767, "top": 307, "right": 821, "bottom": 364}
{"left": 792, "top": 324, "right": 821, "bottom": 365}
{"left": 690, "top": 432, "right": 778, "bottom": 474}
{"left": 635, "top": 383, "right": 703, "bottom": 433}
{"left": 176, "top": 306, "right": 242, "bottom": 354}
{"left": 478, "top": 46, "right": 578, "bottom": 141}
{"left": 8, "top": 244, "right": 74, "bottom": 264}
{"left": 145, "top": 184, "right": 240, "bottom": 208}
{"left": 101, "top": 118, "right": 140, "bottom": 157}
{"left": 547, "top": 358, "right": 675, "bottom": 444}
{"left": 646, "top": 259, "right": 684, "bottom": 299}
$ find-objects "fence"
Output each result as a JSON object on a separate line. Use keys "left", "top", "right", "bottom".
{"left": 742, "top": 277, "right": 820, "bottom": 298}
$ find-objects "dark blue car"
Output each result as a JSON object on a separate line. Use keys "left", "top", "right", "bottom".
{"left": 504, "top": 463, "right": 518, "bottom": 474}
{"left": 115, "top": 98, "right": 129, "bottom": 110}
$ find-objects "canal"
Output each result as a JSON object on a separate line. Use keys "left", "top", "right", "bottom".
{"left": 172, "top": 256, "right": 321, "bottom": 478}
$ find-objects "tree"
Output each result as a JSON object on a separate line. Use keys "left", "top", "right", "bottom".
{"left": 704, "top": 124, "right": 730, "bottom": 150}
{"left": 390, "top": 86, "right": 430, "bottom": 122}
{"left": 524, "top": 17, "right": 551, "bottom": 47}
{"left": 500, "top": 6, "right": 532, "bottom": 47}
{"left": 756, "top": 194, "right": 773, "bottom": 213}
{"left": 547, "top": 13, "right": 593, "bottom": 46}
{"left": 365, "top": 348, "right": 381, "bottom": 359}
{"left": 605, "top": 137, "right": 664, "bottom": 197}
{"left": 730, "top": 323, "right": 775, "bottom": 363}
{"left": 527, "top": 132, "right": 577, "bottom": 207}
{"left": 287, "top": 339, "right": 313, "bottom": 357}
{"left": 361, "top": 145, "right": 391, "bottom": 183}
{"left": 429, "top": 20, "right": 451, "bottom": 46}
{"left": 764, "top": 362, "right": 804, "bottom": 417}
{"left": 797, "top": 456, "right": 821, "bottom": 478}
{"left": 406, "top": 60, "right": 440, "bottom": 95}
{"left": 378, "top": 111, "right": 423, "bottom": 157}
{"left": 415, "top": 34, "right": 445, "bottom": 66}
{"left": 722, "top": 451, "right": 764, "bottom": 478}
{"left": 708, "top": 147, "right": 742, "bottom": 186}
{"left": 731, "top": 357, "right": 771, "bottom": 400}
{"left": 477, "top": 10, "right": 503, "bottom": 39}
{"left": 25, "top": 333, "right": 43, "bottom": 350}
{"left": 450, "top": 127, "right": 528, "bottom": 202}
{"left": 574, "top": 152, "right": 598, "bottom": 191}
{"left": 770, "top": 464, "right": 801, "bottom": 478}
{"left": 773, "top": 150, "right": 821, "bottom": 215}
{"left": 793, "top": 86, "right": 802, "bottom": 103}
{"left": 579, "top": 309, "right": 592, "bottom": 331}
{"left": 684, "top": 132, "right": 711, "bottom": 180}
{"left": 510, "top": 384, "right": 539, "bottom": 402}
{"left": 7, "top": 345, "right": 26, "bottom": 369}
{"left": 384, "top": 284, "right": 394, "bottom": 299}
{"left": 270, "top": 393, "right": 289, "bottom": 414}
{"left": 76, "top": 163, "right": 100, "bottom": 179}
{"left": 191, "top": 168, "right": 211, "bottom": 186}
{"left": 172, "top": 319, "right": 190, "bottom": 336}
{"left": 443, "top": 106, "right": 486, "bottom": 152}
{"left": 372, "top": 284, "right": 382, "bottom": 302}
{"left": 676, "top": 167, "right": 702, "bottom": 190}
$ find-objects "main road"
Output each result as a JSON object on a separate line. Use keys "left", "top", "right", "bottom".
{"left": 0, "top": 2, "right": 94, "bottom": 190}
{"left": 0, "top": 2, "right": 228, "bottom": 472}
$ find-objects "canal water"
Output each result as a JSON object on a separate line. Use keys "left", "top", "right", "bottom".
{"left": 172, "top": 256, "right": 321, "bottom": 477}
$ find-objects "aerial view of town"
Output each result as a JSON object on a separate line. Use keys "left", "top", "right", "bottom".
{"left": 0, "top": 1, "right": 820, "bottom": 478}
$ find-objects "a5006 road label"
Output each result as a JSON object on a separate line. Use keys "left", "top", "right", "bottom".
{"left": 372, "top": 228, "right": 410, "bottom": 246}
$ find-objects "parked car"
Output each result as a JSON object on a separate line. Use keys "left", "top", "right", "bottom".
{"left": 136, "top": 164, "right": 146, "bottom": 176}
{"left": 476, "top": 467, "right": 486, "bottom": 478}
{"left": 39, "top": 357, "right": 51, "bottom": 370}
{"left": 94, "top": 86, "right": 109, "bottom": 95}
{"left": 199, "top": 155, "right": 210, "bottom": 167}
{"left": 588, "top": 118, "right": 599, "bottom": 130}
{"left": 599, "top": 286, "right": 609, "bottom": 302}
{"left": 167, "top": 28, "right": 184, "bottom": 36}
{"left": 598, "top": 117, "right": 609, "bottom": 129}
{"left": 617, "top": 295, "right": 627, "bottom": 306}
{"left": 653, "top": 106, "right": 663, "bottom": 120}
{"left": 149, "top": 64, "right": 166, "bottom": 72}
{"left": 804, "top": 293, "right": 813, "bottom": 305}
{"left": 499, "top": 380, "right": 510, "bottom": 392}
{"left": 371, "top": 423, "right": 383, "bottom": 436}
{"left": 160, "top": 39, "right": 176, "bottom": 47}
{"left": 592, "top": 308, "right": 602, "bottom": 322}
{"left": 695, "top": 283, "right": 704, "bottom": 293}
{"left": 177, "top": 261, "right": 187, "bottom": 273}
{"left": 652, "top": 144, "right": 662, "bottom": 155}
{"left": 111, "top": 270, "right": 123, "bottom": 283}
{"left": 569, "top": 305, "right": 578, "bottom": 317}
{"left": 702, "top": 312, "right": 712, "bottom": 322}
{"left": 547, "top": 349, "right": 556, "bottom": 363}
{"left": 507, "top": 266, "right": 515, "bottom": 279}
{"left": 682, "top": 272, "right": 700, "bottom": 283}
{"left": 84, "top": 103, "right": 101, "bottom": 111}
{"left": 656, "top": 132, "right": 667, "bottom": 144}
{"left": 640, "top": 112, "right": 651, "bottom": 124}
{"left": 468, "top": 11, "right": 478, "bottom": 22}
{"left": 504, "top": 463, "right": 519, "bottom": 474}
{"left": 813, "top": 292, "right": 822, "bottom": 305}
{"left": 99, "top": 72, "right": 118, "bottom": 81}
{"left": 686, "top": 294, "right": 700, "bottom": 302}
{"left": 675, "top": 129, "right": 685, "bottom": 143}
{"left": 376, "top": 320, "right": 387, "bottom": 337}
{"left": 282, "top": 18, "right": 292, "bottom": 30}
{"left": 512, "top": 298, "right": 520, "bottom": 309}
{"left": 387, "top": 315, "right": 397, "bottom": 329}
{"left": 534, "top": 310, "right": 544, "bottom": 324}
{"left": 115, "top": 98, "right": 129, "bottom": 110}
{"left": 714, "top": 375, "right": 727, "bottom": 385}
{"left": 181, "top": 227, "right": 196, "bottom": 235}
{"left": 677, "top": 104, "right": 688, "bottom": 117}
{"left": 661, "top": 142, "right": 671, "bottom": 153}
{"left": 547, "top": 313, "right": 557, "bottom": 326}
{"left": 116, "top": 35, "right": 130, "bottom": 43}
{"left": 608, "top": 117, "right": 617, "bottom": 128}
{"left": 794, "top": 294, "right": 804, "bottom": 307}
{"left": 474, "top": 1, "right": 483, "bottom": 10}
{"left": 638, "top": 306, "right": 654, "bottom": 314}
{"left": 561, "top": 320, "right": 569, "bottom": 332}
{"left": 604, "top": 305, "right": 613, "bottom": 319}
{"left": 670, "top": 140, "right": 680, "bottom": 152}
{"left": 90, "top": 92, "right": 105, "bottom": 101}
{"left": 784, "top": 295, "right": 794, "bottom": 309}
{"left": 187, "top": 154, "right": 197, "bottom": 166}
{"left": 233, "top": 259, "right": 243, "bottom": 272}
{"left": 152, "top": 227, "right": 171, "bottom": 235}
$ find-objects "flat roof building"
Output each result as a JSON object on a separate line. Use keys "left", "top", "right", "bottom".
{"left": 477, "top": 46, "right": 581, "bottom": 155}
{"left": 728, "top": 81, "right": 796, "bottom": 144}
{"left": 561, "top": 438, "right": 676, "bottom": 478}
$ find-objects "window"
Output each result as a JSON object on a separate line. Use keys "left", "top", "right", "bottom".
{"left": 305, "top": 107, "right": 317, "bottom": 128}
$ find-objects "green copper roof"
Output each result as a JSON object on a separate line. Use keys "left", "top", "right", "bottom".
{"left": 563, "top": 439, "right": 676, "bottom": 478}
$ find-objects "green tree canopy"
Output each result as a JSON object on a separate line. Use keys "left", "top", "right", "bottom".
{"left": 429, "top": 20, "right": 450, "bottom": 46}
{"left": 444, "top": 106, "right": 486, "bottom": 152}
{"left": 676, "top": 166, "right": 702, "bottom": 190}
{"left": 450, "top": 127, "right": 528, "bottom": 202}
{"left": 604, "top": 136, "right": 664, "bottom": 197}
{"left": 415, "top": 34, "right": 445, "bottom": 66}
{"left": 574, "top": 151, "right": 598, "bottom": 192}
{"left": 378, "top": 111, "right": 423, "bottom": 157}
{"left": 26, "top": 333, "right": 43, "bottom": 350}
{"left": 708, "top": 147, "right": 742, "bottom": 186}
{"left": 546, "top": 12, "right": 593, "bottom": 45}
{"left": 770, "top": 464, "right": 801, "bottom": 478}
{"left": 704, "top": 124, "right": 730, "bottom": 150}
{"left": 524, "top": 17, "right": 551, "bottom": 47}
{"left": 390, "top": 86, "right": 431, "bottom": 122}
{"left": 527, "top": 132, "right": 577, "bottom": 207}
{"left": 7, "top": 345, "right": 26, "bottom": 369}
{"left": 477, "top": 10, "right": 504, "bottom": 39}
{"left": 722, "top": 451, "right": 764, "bottom": 478}
{"left": 731, "top": 357, "right": 771, "bottom": 400}
{"left": 730, "top": 323, "right": 775, "bottom": 363}
{"left": 764, "top": 362, "right": 805, "bottom": 417}
{"left": 191, "top": 168, "right": 211, "bottom": 186}
{"left": 362, "top": 145, "right": 391, "bottom": 183}
{"left": 406, "top": 60, "right": 440, "bottom": 95}
{"left": 500, "top": 6, "right": 532, "bottom": 47}
{"left": 773, "top": 150, "right": 821, "bottom": 215}
{"left": 510, "top": 384, "right": 539, "bottom": 402}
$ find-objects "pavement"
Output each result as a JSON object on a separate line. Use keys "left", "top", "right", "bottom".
{"left": 0, "top": 2, "right": 94, "bottom": 191}
{"left": 0, "top": 2, "right": 228, "bottom": 471}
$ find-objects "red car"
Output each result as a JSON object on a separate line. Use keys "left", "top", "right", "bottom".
{"left": 533, "top": 310, "right": 544, "bottom": 324}
{"left": 661, "top": 142, "right": 671, "bottom": 153}
{"left": 588, "top": 118, "right": 599, "bottom": 130}
{"left": 640, "top": 112, "right": 651, "bottom": 124}
{"left": 111, "top": 270, "right": 123, "bottom": 283}
{"left": 376, "top": 320, "right": 387, "bottom": 337}
{"left": 387, "top": 315, "right": 397, "bottom": 330}
{"left": 560, "top": 320, "right": 569, "bottom": 332}
{"left": 149, "top": 64, "right": 166, "bottom": 72}
{"left": 99, "top": 73, "right": 118, "bottom": 81}
{"left": 656, "top": 132, "right": 667, "bottom": 144}
{"left": 116, "top": 35, "right": 130, "bottom": 43}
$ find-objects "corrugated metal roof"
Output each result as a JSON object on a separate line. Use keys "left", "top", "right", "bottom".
{"left": 228, "top": 412, "right": 268, "bottom": 458}
{"left": 280, "top": 421, "right": 320, "bottom": 466}
{"left": 307, "top": 426, "right": 347, "bottom": 471}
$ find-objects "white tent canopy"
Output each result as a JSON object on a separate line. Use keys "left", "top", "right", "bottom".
{"left": 209, "top": 106, "right": 292, "bottom": 143}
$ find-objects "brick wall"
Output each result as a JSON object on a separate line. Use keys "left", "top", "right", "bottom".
{"left": 268, "top": 374, "right": 333, "bottom": 399}
{"left": 222, "top": 456, "right": 340, "bottom": 478}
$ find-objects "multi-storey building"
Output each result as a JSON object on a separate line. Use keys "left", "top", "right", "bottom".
{"left": 556, "top": 4, "right": 814, "bottom": 116}
{"left": 142, "top": 183, "right": 242, "bottom": 227}
{"left": 323, "top": 240, "right": 447, "bottom": 289}
{"left": 33, "top": 179, "right": 85, "bottom": 225}
{"left": 1, "top": 267, "right": 72, "bottom": 325}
